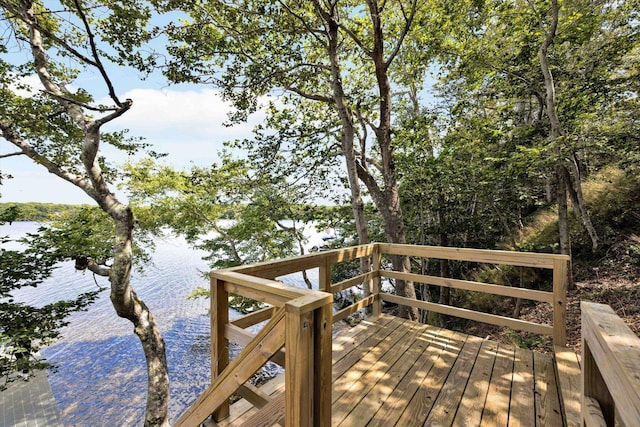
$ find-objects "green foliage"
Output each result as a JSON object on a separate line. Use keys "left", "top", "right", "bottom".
{"left": 0, "top": 206, "right": 99, "bottom": 386}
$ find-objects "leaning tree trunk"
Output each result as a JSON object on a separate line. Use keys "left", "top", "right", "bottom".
{"left": 325, "top": 14, "right": 372, "bottom": 279}
{"left": 108, "top": 204, "right": 170, "bottom": 426}
{"left": 11, "top": 3, "right": 172, "bottom": 424}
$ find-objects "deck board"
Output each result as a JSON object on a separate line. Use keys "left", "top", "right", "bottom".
{"left": 451, "top": 340, "right": 498, "bottom": 427}
{"left": 216, "top": 313, "right": 568, "bottom": 426}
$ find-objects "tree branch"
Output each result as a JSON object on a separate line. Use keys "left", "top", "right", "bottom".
{"left": 72, "top": 0, "right": 124, "bottom": 107}
{"left": 0, "top": 119, "right": 97, "bottom": 199}
{"left": 384, "top": 0, "right": 417, "bottom": 70}
{"left": 0, "top": 151, "right": 24, "bottom": 159}
{"left": 285, "top": 85, "right": 335, "bottom": 103}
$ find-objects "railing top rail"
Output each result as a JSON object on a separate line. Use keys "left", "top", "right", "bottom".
{"left": 377, "top": 243, "right": 570, "bottom": 269}
{"left": 216, "top": 244, "right": 375, "bottom": 279}
{"left": 581, "top": 301, "right": 640, "bottom": 426}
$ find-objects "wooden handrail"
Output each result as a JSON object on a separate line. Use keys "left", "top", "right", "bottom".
{"left": 377, "top": 243, "right": 569, "bottom": 346}
{"left": 581, "top": 302, "right": 640, "bottom": 426}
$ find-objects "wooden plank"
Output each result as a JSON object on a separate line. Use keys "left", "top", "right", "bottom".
{"left": 285, "top": 309, "right": 314, "bottom": 426}
{"left": 452, "top": 340, "right": 499, "bottom": 427}
{"left": 340, "top": 324, "right": 437, "bottom": 426}
{"left": 508, "top": 347, "right": 536, "bottom": 427}
{"left": 225, "top": 244, "right": 374, "bottom": 279}
{"left": 533, "top": 351, "right": 564, "bottom": 427}
{"left": 391, "top": 332, "right": 472, "bottom": 426}
{"left": 554, "top": 345, "right": 582, "bottom": 427}
{"left": 231, "top": 306, "right": 275, "bottom": 328}
{"left": 330, "top": 271, "right": 376, "bottom": 294}
{"left": 224, "top": 324, "right": 285, "bottom": 367}
{"left": 376, "top": 243, "right": 568, "bottom": 268}
{"left": 221, "top": 273, "right": 307, "bottom": 307}
{"left": 381, "top": 270, "right": 554, "bottom": 303}
{"left": 212, "top": 278, "right": 230, "bottom": 421}
{"left": 331, "top": 321, "right": 425, "bottom": 425}
{"left": 479, "top": 344, "right": 515, "bottom": 427}
{"left": 333, "top": 294, "right": 377, "bottom": 323}
{"left": 553, "top": 258, "right": 568, "bottom": 346}
{"left": 174, "top": 307, "right": 286, "bottom": 427}
{"left": 365, "top": 327, "right": 462, "bottom": 427}
{"left": 236, "top": 383, "right": 271, "bottom": 409}
{"left": 380, "top": 293, "right": 553, "bottom": 336}
{"left": 332, "top": 318, "right": 416, "bottom": 401}
{"left": 422, "top": 335, "right": 484, "bottom": 426}
{"left": 217, "top": 375, "right": 286, "bottom": 426}
{"left": 240, "top": 392, "right": 285, "bottom": 427}
{"left": 332, "top": 315, "right": 396, "bottom": 365}
{"left": 581, "top": 302, "right": 640, "bottom": 427}
{"left": 582, "top": 396, "right": 607, "bottom": 427}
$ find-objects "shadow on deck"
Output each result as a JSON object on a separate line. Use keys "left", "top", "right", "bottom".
{"left": 219, "top": 314, "right": 565, "bottom": 426}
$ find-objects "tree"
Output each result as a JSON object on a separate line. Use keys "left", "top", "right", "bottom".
{"left": 436, "top": 0, "right": 640, "bottom": 286}
{"left": 137, "top": 0, "right": 476, "bottom": 318}
{"left": 0, "top": 2, "right": 169, "bottom": 424}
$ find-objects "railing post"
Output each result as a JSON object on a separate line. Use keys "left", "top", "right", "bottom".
{"left": 371, "top": 244, "right": 382, "bottom": 316}
{"left": 318, "top": 255, "right": 331, "bottom": 293}
{"left": 211, "top": 277, "right": 229, "bottom": 421}
{"left": 285, "top": 306, "right": 314, "bottom": 426}
{"left": 552, "top": 258, "right": 568, "bottom": 346}
{"left": 313, "top": 302, "right": 333, "bottom": 425}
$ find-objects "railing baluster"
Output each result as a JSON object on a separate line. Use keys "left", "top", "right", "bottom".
{"left": 371, "top": 245, "right": 382, "bottom": 316}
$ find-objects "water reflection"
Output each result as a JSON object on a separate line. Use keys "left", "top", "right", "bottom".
{"left": 3, "top": 222, "right": 313, "bottom": 425}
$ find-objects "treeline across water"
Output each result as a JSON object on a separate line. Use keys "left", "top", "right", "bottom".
{"left": 0, "top": 202, "right": 93, "bottom": 221}
{"left": 0, "top": 202, "right": 342, "bottom": 222}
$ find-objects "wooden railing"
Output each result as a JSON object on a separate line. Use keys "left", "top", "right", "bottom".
{"left": 581, "top": 301, "right": 640, "bottom": 427}
{"left": 376, "top": 243, "right": 570, "bottom": 346}
{"left": 174, "top": 243, "right": 570, "bottom": 426}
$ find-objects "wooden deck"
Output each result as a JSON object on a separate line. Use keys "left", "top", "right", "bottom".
{"left": 216, "top": 314, "right": 565, "bottom": 426}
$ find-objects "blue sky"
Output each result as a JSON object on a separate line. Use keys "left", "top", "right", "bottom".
{"left": 1, "top": 71, "right": 265, "bottom": 204}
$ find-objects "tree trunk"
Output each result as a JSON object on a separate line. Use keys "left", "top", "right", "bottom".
{"left": 109, "top": 205, "right": 170, "bottom": 426}
{"left": 539, "top": 0, "right": 573, "bottom": 289}
{"left": 317, "top": 1, "right": 417, "bottom": 319}
{"left": 564, "top": 159, "right": 599, "bottom": 251}
{"left": 325, "top": 13, "right": 372, "bottom": 263}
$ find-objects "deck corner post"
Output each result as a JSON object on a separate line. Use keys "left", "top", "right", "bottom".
{"left": 371, "top": 244, "right": 383, "bottom": 316}
{"left": 285, "top": 305, "right": 314, "bottom": 426}
{"left": 314, "top": 302, "right": 333, "bottom": 426}
{"left": 552, "top": 258, "right": 568, "bottom": 346}
{"left": 211, "top": 276, "right": 230, "bottom": 421}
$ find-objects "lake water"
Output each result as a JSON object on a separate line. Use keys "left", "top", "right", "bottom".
{"left": 2, "top": 221, "right": 318, "bottom": 425}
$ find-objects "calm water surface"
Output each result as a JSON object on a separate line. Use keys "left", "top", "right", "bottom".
{"left": 3, "top": 222, "right": 315, "bottom": 426}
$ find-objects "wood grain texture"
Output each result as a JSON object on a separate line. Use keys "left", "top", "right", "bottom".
{"left": 211, "top": 314, "right": 571, "bottom": 427}
{"left": 554, "top": 345, "right": 582, "bottom": 427}
{"left": 582, "top": 301, "right": 640, "bottom": 427}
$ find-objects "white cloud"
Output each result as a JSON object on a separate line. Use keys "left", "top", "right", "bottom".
{"left": 1, "top": 86, "right": 271, "bottom": 203}
{"left": 100, "top": 87, "right": 268, "bottom": 167}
